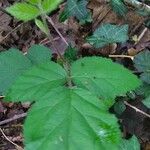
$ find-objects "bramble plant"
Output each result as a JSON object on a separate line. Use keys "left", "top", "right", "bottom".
{"left": 1, "top": 0, "right": 147, "bottom": 149}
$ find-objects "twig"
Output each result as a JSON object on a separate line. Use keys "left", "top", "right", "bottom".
{"left": 0, "top": 96, "right": 5, "bottom": 99}
{"left": 124, "top": 101, "right": 150, "bottom": 118}
{"left": 46, "top": 16, "right": 69, "bottom": 47}
{"left": 0, "top": 23, "right": 24, "bottom": 43}
{"left": 109, "top": 55, "right": 134, "bottom": 60}
{"left": 0, "top": 128, "right": 23, "bottom": 150}
{"left": 0, "top": 113, "right": 27, "bottom": 126}
{"left": 136, "top": 27, "right": 148, "bottom": 44}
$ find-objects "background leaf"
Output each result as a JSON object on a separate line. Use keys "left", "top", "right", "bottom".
{"left": 87, "top": 24, "right": 129, "bottom": 48}
{"left": 5, "top": 61, "right": 66, "bottom": 102}
{"left": 6, "top": 3, "right": 40, "bottom": 21}
{"left": 24, "top": 87, "right": 121, "bottom": 150}
{"left": 59, "top": 0, "right": 92, "bottom": 23}
{"left": 26, "top": 44, "right": 51, "bottom": 65}
{"left": 71, "top": 57, "right": 141, "bottom": 100}
{"left": 110, "top": 0, "right": 128, "bottom": 17}
{"left": 134, "top": 50, "right": 150, "bottom": 84}
{"left": 119, "top": 136, "right": 140, "bottom": 150}
{"left": 0, "top": 49, "right": 32, "bottom": 94}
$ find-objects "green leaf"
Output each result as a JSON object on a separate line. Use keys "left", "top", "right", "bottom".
{"left": 87, "top": 24, "right": 129, "bottom": 48}
{"left": 134, "top": 50, "right": 150, "bottom": 84}
{"left": 135, "top": 83, "right": 150, "bottom": 108}
{"left": 60, "top": 0, "right": 92, "bottom": 23}
{"left": 64, "top": 46, "right": 78, "bottom": 63}
{"left": 143, "top": 96, "right": 150, "bottom": 108}
{"left": 42, "top": 0, "right": 63, "bottom": 13}
{"left": 6, "top": 3, "right": 40, "bottom": 21}
{"left": 24, "top": 87, "right": 121, "bottom": 150}
{"left": 26, "top": 0, "right": 41, "bottom": 4}
{"left": 110, "top": 0, "right": 128, "bottom": 17}
{"left": 26, "top": 44, "right": 51, "bottom": 65}
{"left": 0, "top": 49, "right": 32, "bottom": 94}
{"left": 136, "top": 83, "right": 150, "bottom": 98}
{"left": 71, "top": 57, "right": 141, "bottom": 99}
{"left": 35, "top": 19, "right": 48, "bottom": 35}
{"left": 114, "top": 101, "right": 126, "bottom": 115}
{"left": 5, "top": 61, "right": 67, "bottom": 102}
{"left": 119, "top": 136, "right": 140, "bottom": 150}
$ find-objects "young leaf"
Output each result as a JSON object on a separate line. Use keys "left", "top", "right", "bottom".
{"left": 60, "top": 0, "right": 92, "bottom": 23}
{"left": 26, "top": 44, "right": 51, "bottom": 65}
{"left": 6, "top": 3, "right": 40, "bottom": 21}
{"left": 119, "top": 136, "right": 140, "bottom": 150}
{"left": 42, "top": 0, "right": 63, "bottom": 13}
{"left": 110, "top": 0, "right": 128, "bottom": 17}
{"left": 64, "top": 46, "right": 78, "bottom": 62}
{"left": 35, "top": 19, "right": 49, "bottom": 35}
{"left": 134, "top": 50, "right": 150, "bottom": 84}
{"left": 0, "top": 49, "right": 32, "bottom": 94}
{"left": 87, "top": 24, "right": 129, "bottom": 48}
{"left": 5, "top": 61, "right": 67, "bottom": 102}
{"left": 71, "top": 57, "right": 141, "bottom": 99}
{"left": 24, "top": 87, "right": 121, "bottom": 150}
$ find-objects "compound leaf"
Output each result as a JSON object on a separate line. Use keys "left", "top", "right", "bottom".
{"left": 87, "top": 24, "right": 129, "bottom": 48}
{"left": 5, "top": 61, "right": 66, "bottom": 102}
{"left": 71, "top": 57, "right": 141, "bottom": 99}
{"left": 110, "top": 0, "right": 128, "bottom": 17}
{"left": 119, "top": 136, "right": 140, "bottom": 150}
{"left": 26, "top": 44, "right": 51, "bottom": 65}
{"left": 0, "top": 49, "right": 32, "bottom": 95}
{"left": 6, "top": 3, "right": 40, "bottom": 21}
{"left": 24, "top": 87, "right": 121, "bottom": 150}
{"left": 134, "top": 50, "right": 150, "bottom": 84}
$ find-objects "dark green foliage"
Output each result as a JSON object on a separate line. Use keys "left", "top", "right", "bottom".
{"left": 87, "top": 24, "right": 129, "bottom": 48}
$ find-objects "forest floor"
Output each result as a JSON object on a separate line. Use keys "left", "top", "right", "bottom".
{"left": 0, "top": 0, "right": 150, "bottom": 149}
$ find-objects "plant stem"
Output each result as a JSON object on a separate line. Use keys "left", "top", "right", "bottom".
{"left": 64, "top": 62, "right": 73, "bottom": 87}
{"left": 38, "top": 5, "right": 72, "bottom": 87}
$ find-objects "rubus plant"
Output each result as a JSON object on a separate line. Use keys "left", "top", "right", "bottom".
{"left": 0, "top": 0, "right": 145, "bottom": 149}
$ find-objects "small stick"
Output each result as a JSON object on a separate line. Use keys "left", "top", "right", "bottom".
{"left": 124, "top": 101, "right": 150, "bottom": 118}
{"left": 0, "top": 23, "right": 24, "bottom": 43}
{"left": 0, "top": 113, "right": 27, "bottom": 126}
{"left": 109, "top": 55, "right": 134, "bottom": 60}
{"left": 0, "top": 128, "right": 23, "bottom": 150}
{"left": 0, "top": 96, "right": 5, "bottom": 99}
{"left": 46, "top": 16, "right": 69, "bottom": 47}
{"left": 137, "top": 27, "right": 148, "bottom": 43}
